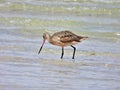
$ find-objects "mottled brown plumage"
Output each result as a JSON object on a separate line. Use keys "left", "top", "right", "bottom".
{"left": 54, "top": 31, "right": 80, "bottom": 42}
{"left": 38, "top": 30, "right": 88, "bottom": 59}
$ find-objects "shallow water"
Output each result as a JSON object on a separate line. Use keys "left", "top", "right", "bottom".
{"left": 0, "top": 0, "right": 120, "bottom": 90}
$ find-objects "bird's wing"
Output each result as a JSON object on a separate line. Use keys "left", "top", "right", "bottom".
{"left": 60, "top": 31, "right": 80, "bottom": 43}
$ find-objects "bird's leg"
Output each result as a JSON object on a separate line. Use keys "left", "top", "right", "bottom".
{"left": 71, "top": 45, "right": 76, "bottom": 59}
{"left": 61, "top": 47, "right": 64, "bottom": 59}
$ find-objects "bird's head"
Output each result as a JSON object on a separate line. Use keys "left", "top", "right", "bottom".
{"left": 38, "top": 33, "right": 50, "bottom": 54}
{"left": 43, "top": 33, "right": 47, "bottom": 40}
{"left": 43, "top": 33, "right": 51, "bottom": 40}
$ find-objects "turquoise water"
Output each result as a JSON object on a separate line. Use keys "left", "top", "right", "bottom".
{"left": 0, "top": 0, "right": 120, "bottom": 90}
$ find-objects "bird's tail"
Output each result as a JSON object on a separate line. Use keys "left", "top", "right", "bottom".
{"left": 79, "top": 36, "right": 88, "bottom": 42}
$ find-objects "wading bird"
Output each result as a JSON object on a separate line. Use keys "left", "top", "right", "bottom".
{"left": 38, "top": 31, "right": 88, "bottom": 59}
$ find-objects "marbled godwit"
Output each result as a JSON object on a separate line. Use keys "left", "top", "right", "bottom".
{"left": 38, "top": 31, "right": 88, "bottom": 59}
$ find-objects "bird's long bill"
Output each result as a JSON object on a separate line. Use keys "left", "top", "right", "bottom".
{"left": 38, "top": 39, "right": 46, "bottom": 54}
